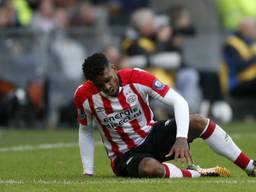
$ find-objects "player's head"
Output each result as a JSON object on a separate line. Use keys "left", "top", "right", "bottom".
{"left": 82, "top": 53, "right": 120, "bottom": 97}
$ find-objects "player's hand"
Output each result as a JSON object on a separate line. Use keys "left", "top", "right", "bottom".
{"left": 165, "top": 137, "right": 192, "bottom": 165}
{"left": 83, "top": 173, "right": 93, "bottom": 177}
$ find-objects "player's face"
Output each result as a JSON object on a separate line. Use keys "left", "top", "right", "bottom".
{"left": 94, "top": 66, "right": 120, "bottom": 97}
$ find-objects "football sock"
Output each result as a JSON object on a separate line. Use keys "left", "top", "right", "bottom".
{"left": 162, "top": 163, "right": 200, "bottom": 178}
{"left": 200, "top": 119, "right": 254, "bottom": 173}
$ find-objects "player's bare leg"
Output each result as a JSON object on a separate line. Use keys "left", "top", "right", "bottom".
{"left": 138, "top": 157, "right": 201, "bottom": 178}
{"left": 137, "top": 157, "right": 230, "bottom": 178}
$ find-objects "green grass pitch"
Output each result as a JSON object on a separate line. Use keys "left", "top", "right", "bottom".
{"left": 0, "top": 122, "right": 255, "bottom": 192}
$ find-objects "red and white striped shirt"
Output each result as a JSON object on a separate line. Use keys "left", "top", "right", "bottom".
{"left": 74, "top": 68, "right": 170, "bottom": 160}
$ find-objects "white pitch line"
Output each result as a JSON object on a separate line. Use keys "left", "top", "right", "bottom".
{"left": 0, "top": 142, "right": 103, "bottom": 152}
{"left": 76, "top": 179, "right": 256, "bottom": 185}
{"left": 0, "top": 180, "right": 24, "bottom": 184}
{"left": 0, "top": 143, "right": 77, "bottom": 152}
{"left": 0, "top": 179, "right": 256, "bottom": 185}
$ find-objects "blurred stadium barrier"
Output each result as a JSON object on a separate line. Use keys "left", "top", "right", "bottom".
{"left": 0, "top": 27, "right": 124, "bottom": 128}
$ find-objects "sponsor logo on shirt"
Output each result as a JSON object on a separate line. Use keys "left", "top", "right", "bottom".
{"left": 103, "top": 106, "right": 142, "bottom": 129}
{"left": 153, "top": 79, "right": 165, "bottom": 90}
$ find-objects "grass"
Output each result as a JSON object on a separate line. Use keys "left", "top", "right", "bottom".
{"left": 0, "top": 122, "right": 255, "bottom": 192}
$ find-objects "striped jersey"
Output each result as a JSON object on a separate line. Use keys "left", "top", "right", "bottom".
{"left": 74, "top": 68, "right": 170, "bottom": 160}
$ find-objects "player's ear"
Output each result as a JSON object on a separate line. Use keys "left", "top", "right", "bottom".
{"left": 111, "top": 64, "right": 118, "bottom": 71}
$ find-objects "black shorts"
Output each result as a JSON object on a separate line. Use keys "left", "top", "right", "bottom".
{"left": 113, "top": 118, "right": 185, "bottom": 177}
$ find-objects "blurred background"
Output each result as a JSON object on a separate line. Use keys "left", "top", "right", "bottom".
{"left": 0, "top": 0, "right": 256, "bottom": 129}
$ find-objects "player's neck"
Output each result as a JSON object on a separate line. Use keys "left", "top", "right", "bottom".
{"left": 101, "top": 87, "right": 122, "bottom": 98}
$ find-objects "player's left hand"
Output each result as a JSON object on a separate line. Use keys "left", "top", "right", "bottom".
{"left": 165, "top": 137, "right": 193, "bottom": 165}
{"left": 83, "top": 173, "right": 93, "bottom": 177}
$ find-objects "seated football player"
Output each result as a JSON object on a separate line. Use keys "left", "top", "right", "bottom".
{"left": 74, "top": 53, "right": 256, "bottom": 178}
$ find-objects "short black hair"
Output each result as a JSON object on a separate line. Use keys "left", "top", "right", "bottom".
{"left": 82, "top": 53, "right": 109, "bottom": 81}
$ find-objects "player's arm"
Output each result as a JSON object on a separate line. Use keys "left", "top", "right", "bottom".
{"left": 162, "top": 88, "right": 189, "bottom": 139}
{"left": 77, "top": 109, "right": 95, "bottom": 176}
{"left": 79, "top": 123, "right": 94, "bottom": 176}
{"left": 162, "top": 88, "right": 192, "bottom": 165}
{"left": 74, "top": 88, "right": 95, "bottom": 176}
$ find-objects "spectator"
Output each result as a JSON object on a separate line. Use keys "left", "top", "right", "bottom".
{"left": 26, "top": 0, "right": 40, "bottom": 11}
{"left": 70, "top": 1, "right": 112, "bottom": 54}
{"left": 53, "top": 0, "right": 77, "bottom": 9}
{"left": 167, "top": 5, "right": 201, "bottom": 113}
{"left": 49, "top": 8, "right": 87, "bottom": 127}
{"left": 12, "top": 0, "right": 33, "bottom": 27}
{"left": 30, "top": 0, "right": 56, "bottom": 32}
{"left": 0, "top": 79, "right": 17, "bottom": 126}
{"left": 103, "top": 44, "right": 126, "bottom": 69}
{"left": 122, "top": 8, "right": 182, "bottom": 119}
{"left": 51, "top": 8, "right": 86, "bottom": 81}
{"left": 166, "top": 4, "right": 232, "bottom": 123}
{"left": 122, "top": 8, "right": 201, "bottom": 117}
{"left": 0, "top": 78, "right": 47, "bottom": 127}
{"left": 70, "top": 2, "right": 108, "bottom": 31}
{"left": 222, "top": 17, "right": 256, "bottom": 98}
{"left": 0, "top": 0, "right": 19, "bottom": 27}
{"left": 122, "top": 8, "right": 180, "bottom": 86}
{"left": 89, "top": 0, "right": 149, "bottom": 25}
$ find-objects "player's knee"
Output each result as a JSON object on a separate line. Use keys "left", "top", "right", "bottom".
{"left": 190, "top": 114, "right": 207, "bottom": 129}
{"left": 189, "top": 114, "right": 208, "bottom": 138}
{"left": 138, "top": 157, "right": 164, "bottom": 178}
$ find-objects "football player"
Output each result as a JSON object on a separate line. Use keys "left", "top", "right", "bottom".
{"left": 74, "top": 53, "right": 255, "bottom": 178}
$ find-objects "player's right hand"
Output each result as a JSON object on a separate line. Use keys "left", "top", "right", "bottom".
{"left": 165, "top": 137, "right": 193, "bottom": 165}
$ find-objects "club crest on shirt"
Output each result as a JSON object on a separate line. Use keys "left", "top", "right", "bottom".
{"left": 126, "top": 94, "right": 137, "bottom": 104}
{"left": 153, "top": 79, "right": 165, "bottom": 90}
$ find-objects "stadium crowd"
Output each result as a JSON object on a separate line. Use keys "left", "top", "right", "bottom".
{"left": 0, "top": 0, "right": 256, "bottom": 127}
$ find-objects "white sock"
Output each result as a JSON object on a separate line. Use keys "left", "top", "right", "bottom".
{"left": 162, "top": 163, "right": 200, "bottom": 178}
{"left": 200, "top": 119, "right": 253, "bottom": 173}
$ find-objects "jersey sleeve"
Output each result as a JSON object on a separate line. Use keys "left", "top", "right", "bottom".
{"left": 132, "top": 68, "right": 170, "bottom": 97}
{"left": 79, "top": 124, "right": 94, "bottom": 175}
{"left": 74, "top": 88, "right": 92, "bottom": 126}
